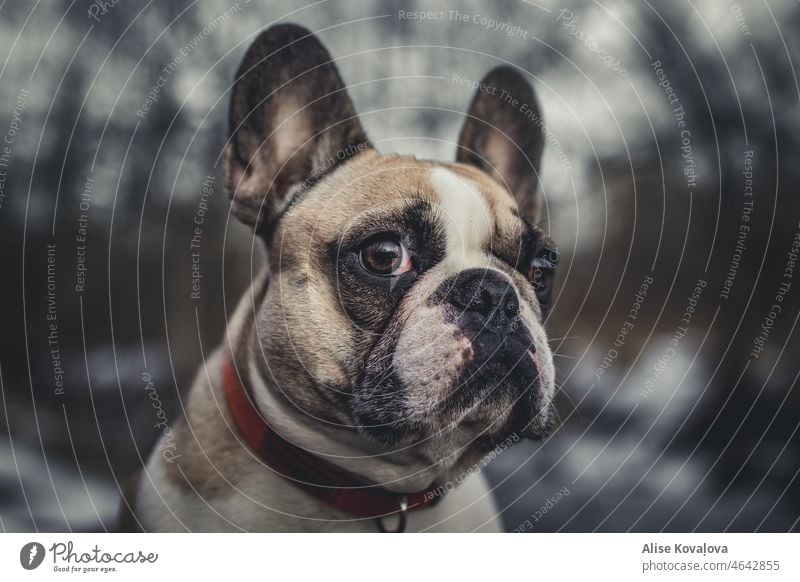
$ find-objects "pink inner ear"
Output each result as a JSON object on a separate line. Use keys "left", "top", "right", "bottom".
{"left": 483, "top": 130, "right": 514, "bottom": 192}
{"left": 272, "top": 100, "right": 313, "bottom": 165}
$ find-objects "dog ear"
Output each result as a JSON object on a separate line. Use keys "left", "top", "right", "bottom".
{"left": 223, "top": 24, "right": 371, "bottom": 232}
{"left": 456, "top": 66, "right": 545, "bottom": 220}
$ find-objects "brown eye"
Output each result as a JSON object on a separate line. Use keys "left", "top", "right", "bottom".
{"left": 359, "top": 237, "right": 412, "bottom": 277}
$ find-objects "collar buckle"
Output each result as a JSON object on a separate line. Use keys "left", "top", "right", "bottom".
{"left": 375, "top": 495, "right": 408, "bottom": 533}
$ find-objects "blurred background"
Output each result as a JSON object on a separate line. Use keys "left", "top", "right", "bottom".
{"left": 1, "top": 0, "right": 798, "bottom": 532}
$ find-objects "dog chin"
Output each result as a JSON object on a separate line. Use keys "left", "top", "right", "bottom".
{"left": 440, "top": 369, "right": 554, "bottom": 445}
{"left": 350, "top": 355, "right": 552, "bottom": 449}
{"left": 351, "top": 392, "right": 553, "bottom": 451}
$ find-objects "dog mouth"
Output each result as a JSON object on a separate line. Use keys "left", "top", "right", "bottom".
{"left": 432, "top": 326, "right": 552, "bottom": 439}
{"left": 348, "top": 317, "right": 554, "bottom": 447}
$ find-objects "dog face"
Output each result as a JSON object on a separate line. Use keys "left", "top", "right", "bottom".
{"left": 223, "top": 25, "right": 558, "bottom": 458}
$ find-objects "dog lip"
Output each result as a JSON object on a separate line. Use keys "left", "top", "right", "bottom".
{"left": 461, "top": 326, "right": 535, "bottom": 361}
{"left": 474, "top": 406, "right": 553, "bottom": 449}
{"left": 519, "top": 406, "right": 556, "bottom": 440}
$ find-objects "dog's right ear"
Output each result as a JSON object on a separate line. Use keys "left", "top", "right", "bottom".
{"left": 456, "top": 66, "right": 545, "bottom": 221}
{"left": 223, "top": 24, "right": 371, "bottom": 233}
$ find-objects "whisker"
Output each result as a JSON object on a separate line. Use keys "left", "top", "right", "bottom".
{"left": 550, "top": 405, "right": 564, "bottom": 426}
{"left": 547, "top": 335, "right": 580, "bottom": 343}
{"left": 553, "top": 384, "right": 583, "bottom": 422}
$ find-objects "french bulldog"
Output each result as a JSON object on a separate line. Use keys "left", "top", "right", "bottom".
{"left": 127, "top": 23, "right": 558, "bottom": 532}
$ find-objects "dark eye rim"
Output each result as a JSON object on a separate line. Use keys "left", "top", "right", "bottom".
{"left": 533, "top": 245, "right": 559, "bottom": 270}
{"left": 528, "top": 244, "right": 559, "bottom": 304}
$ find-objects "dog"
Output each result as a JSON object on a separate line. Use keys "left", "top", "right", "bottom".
{"left": 126, "top": 23, "right": 558, "bottom": 532}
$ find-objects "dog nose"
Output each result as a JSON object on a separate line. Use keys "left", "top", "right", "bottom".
{"left": 448, "top": 269, "right": 520, "bottom": 334}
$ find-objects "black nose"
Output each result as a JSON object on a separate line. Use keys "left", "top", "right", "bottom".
{"left": 448, "top": 269, "right": 520, "bottom": 334}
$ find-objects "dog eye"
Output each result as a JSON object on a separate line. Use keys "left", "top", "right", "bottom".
{"left": 528, "top": 246, "right": 558, "bottom": 306}
{"left": 359, "top": 236, "right": 412, "bottom": 277}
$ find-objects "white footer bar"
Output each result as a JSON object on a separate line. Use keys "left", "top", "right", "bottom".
{"left": 1, "top": 533, "right": 797, "bottom": 581}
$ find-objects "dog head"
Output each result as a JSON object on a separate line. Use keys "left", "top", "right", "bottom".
{"left": 224, "top": 25, "right": 558, "bottom": 462}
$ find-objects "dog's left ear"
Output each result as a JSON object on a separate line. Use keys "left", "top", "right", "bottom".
{"left": 223, "top": 24, "right": 371, "bottom": 233}
{"left": 456, "top": 66, "right": 545, "bottom": 220}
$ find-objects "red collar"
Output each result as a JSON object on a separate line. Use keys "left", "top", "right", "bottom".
{"left": 222, "top": 358, "right": 443, "bottom": 521}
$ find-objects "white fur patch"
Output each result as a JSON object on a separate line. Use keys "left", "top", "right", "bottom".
{"left": 430, "top": 168, "right": 492, "bottom": 272}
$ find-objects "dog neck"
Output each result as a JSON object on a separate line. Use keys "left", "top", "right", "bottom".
{"left": 223, "top": 354, "right": 451, "bottom": 522}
